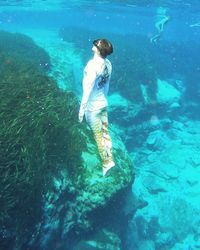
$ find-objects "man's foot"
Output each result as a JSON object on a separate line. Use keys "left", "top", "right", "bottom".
{"left": 102, "top": 161, "right": 115, "bottom": 176}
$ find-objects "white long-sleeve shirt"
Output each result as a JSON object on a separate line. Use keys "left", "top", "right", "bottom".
{"left": 79, "top": 55, "right": 112, "bottom": 114}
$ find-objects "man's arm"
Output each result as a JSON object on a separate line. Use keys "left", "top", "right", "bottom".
{"left": 79, "top": 62, "right": 97, "bottom": 122}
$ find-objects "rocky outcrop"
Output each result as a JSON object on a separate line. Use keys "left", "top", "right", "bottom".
{"left": 106, "top": 85, "right": 200, "bottom": 250}
{"left": 33, "top": 125, "right": 134, "bottom": 250}
{"left": 127, "top": 118, "right": 200, "bottom": 250}
{"left": 156, "top": 78, "right": 181, "bottom": 108}
{"left": 74, "top": 229, "right": 121, "bottom": 250}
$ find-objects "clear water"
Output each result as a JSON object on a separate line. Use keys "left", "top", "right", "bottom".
{"left": 1, "top": 1, "right": 200, "bottom": 250}
{"left": 1, "top": 1, "right": 200, "bottom": 40}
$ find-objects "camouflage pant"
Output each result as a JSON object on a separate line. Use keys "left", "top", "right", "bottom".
{"left": 85, "top": 108, "right": 113, "bottom": 166}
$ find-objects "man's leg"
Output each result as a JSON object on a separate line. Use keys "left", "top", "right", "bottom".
{"left": 101, "top": 109, "right": 114, "bottom": 165}
{"left": 85, "top": 109, "right": 115, "bottom": 175}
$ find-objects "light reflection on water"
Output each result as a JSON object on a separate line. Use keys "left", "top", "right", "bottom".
{"left": 0, "top": 0, "right": 198, "bottom": 11}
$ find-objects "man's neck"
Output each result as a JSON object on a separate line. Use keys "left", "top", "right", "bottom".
{"left": 93, "top": 53, "right": 103, "bottom": 60}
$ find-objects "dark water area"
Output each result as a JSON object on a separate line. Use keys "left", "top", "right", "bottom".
{"left": 1, "top": 1, "right": 200, "bottom": 250}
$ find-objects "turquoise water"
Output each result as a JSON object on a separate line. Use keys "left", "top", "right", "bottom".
{"left": 1, "top": 1, "right": 200, "bottom": 250}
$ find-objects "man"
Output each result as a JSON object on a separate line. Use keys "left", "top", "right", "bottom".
{"left": 79, "top": 39, "right": 115, "bottom": 176}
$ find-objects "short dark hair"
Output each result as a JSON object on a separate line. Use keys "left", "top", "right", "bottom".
{"left": 93, "top": 39, "right": 113, "bottom": 58}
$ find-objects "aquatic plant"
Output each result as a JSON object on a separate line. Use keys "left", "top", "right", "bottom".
{"left": 0, "top": 29, "right": 134, "bottom": 250}
{"left": 0, "top": 30, "right": 50, "bottom": 72}
{"left": 0, "top": 31, "right": 86, "bottom": 246}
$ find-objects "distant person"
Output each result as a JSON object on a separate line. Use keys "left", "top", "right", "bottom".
{"left": 151, "top": 7, "right": 170, "bottom": 44}
{"left": 79, "top": 39, "right": 115, "bottom": 176}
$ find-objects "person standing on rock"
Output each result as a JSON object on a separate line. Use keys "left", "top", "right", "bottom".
{"left": 79, "top": 39, "right": 115, "bottom": 176}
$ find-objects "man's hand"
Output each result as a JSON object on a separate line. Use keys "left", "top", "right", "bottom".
{"left": 79, "top": 110, "right": 84, "bottom": 123}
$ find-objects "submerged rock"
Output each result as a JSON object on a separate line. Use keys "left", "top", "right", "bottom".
{"left": 156, "top": 78, "right": 181, "bottom": 105}
{"left": 36, "top": 126, "right": 134, "bottom": 250}
{"left": 74, "top": 229, "right": 121, "bottom": 250}
{"left": 129, "top": 119, "right": 200, "bottom": 250}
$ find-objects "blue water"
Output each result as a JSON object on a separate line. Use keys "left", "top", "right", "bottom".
{"left": 0, "top": 1, "right": 200, "bottom": 40}
{"left": 1, "top": 1, "right": 200, "bottom": 250}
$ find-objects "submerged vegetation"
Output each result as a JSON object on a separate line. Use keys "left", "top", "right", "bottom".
{"left": 0, "top": 30, "right": 50, "bottom": 72}
{"left": 0, "top": 30, "right": 85, "bottom": 243}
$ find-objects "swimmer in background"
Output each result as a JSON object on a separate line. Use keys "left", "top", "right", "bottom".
{"left": 151, "top": 7, "right": 170, "bottom": 44}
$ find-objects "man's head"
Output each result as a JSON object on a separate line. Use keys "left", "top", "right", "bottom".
{"left": 92, "top": 39, "right": 113, "bottom": 58}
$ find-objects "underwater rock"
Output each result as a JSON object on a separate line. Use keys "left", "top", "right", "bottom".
{"left": 146, "top": 130, "right": 169, "bottom": 151}
{"left": 140, "top": 84, "right": 151, "bottom": 105}
{"left": 38, "top": 37, "right": 83, "bottom": 92}
{"left": 172, "top": 120, "right": 185, "bottom": 131}
{"left": 155, "top": 231, "right": 175, "bottom": 249}
{"left": 138, "top": 240, "right": 155, "bottom": 250}
{"left": 143, "top": 176, "right": 167, "bottom": 194}
{"left": 109, "top": 93, "right": 142, "bottom": 126}
{"left": 169, "top": 102, "right": 180, "bottom": 109}
{"left": 35, "top": 125, "right": 134, "bottom": 250}
{"left": 190, "top": 153, "right": 200, "bottom": 167}
{"left": 130, "top": 120, "right": 200, "bottom": 250}
{"left": 185, "top": 167, "right": 199, "bottom": 186}
{"left": 172, "top": 234, "right": 200, "bottom": 250}
{"left": 156, "top": 79, "right": 181, "bottom": 106}
{"left": 73, "top": 229, "right": 121, "bottom": 250}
